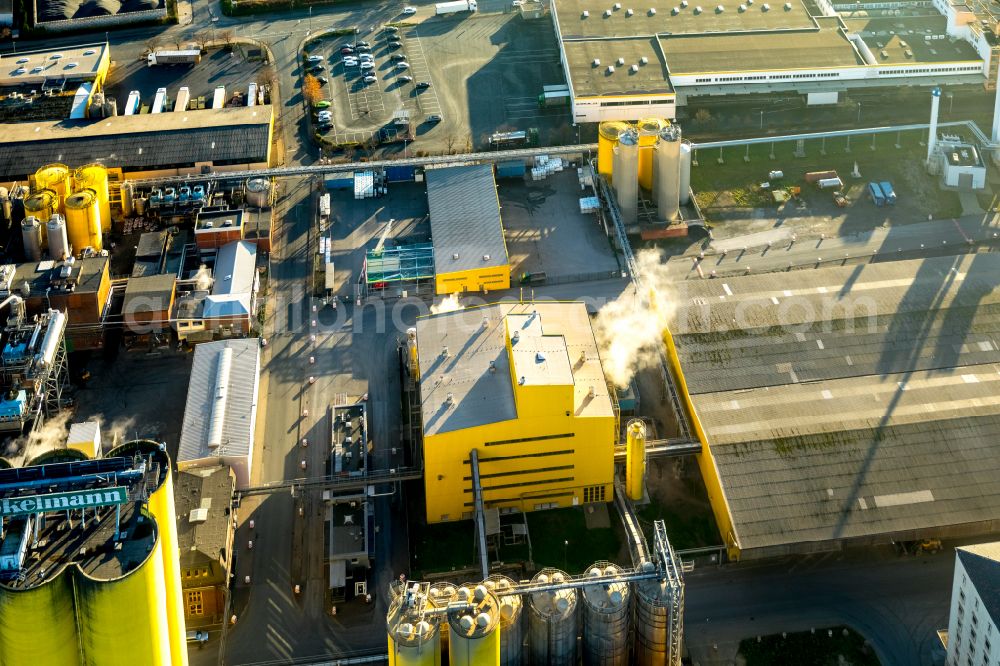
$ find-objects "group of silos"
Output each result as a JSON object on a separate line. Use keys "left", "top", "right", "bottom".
{"left": 387, "top": 566, "right": 676, "bottom": 665}
{"left": 21, "top": 163, "right": 111, "bottom": 262}
{"left": 597, "top": 119, "right": 692, "bottom": 226}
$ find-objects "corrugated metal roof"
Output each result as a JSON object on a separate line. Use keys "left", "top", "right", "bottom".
{"left": 425, "top": 164, "right": 509, "bottom": 276}
{"left": 213, "top": 241, "right": 257, "bottom": 297}
{"left": 671, "top": 255, "right": 1000, "bottom": 553}
{"left": 178, "top": 338, "right": 260, "bottom": 465}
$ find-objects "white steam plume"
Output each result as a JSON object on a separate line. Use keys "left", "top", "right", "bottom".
{"left": 593, "top": 249, "right": 677, "bottom": 388}
{"left": 9, "top": 410, "right": 73, "bottom": 465}
{"left": 193, "top": 265, "right": 214, "bottom": 292}
{"left": 430, "top": 294, "right": 463, "bottom": 315}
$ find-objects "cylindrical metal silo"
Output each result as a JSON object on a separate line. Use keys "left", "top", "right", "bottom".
{"left": 387, "top": 584, "right": 441, "bottom": 666}
{"left": 0, "top": 186, "right": 9, "bottom": 223}
{"left": 0, "top": 573, "right": 82, "bottom": 665}
{"left": 27, "top": 448, "right": 88, "bottom": 466}
{"left": 485, "top": 575, "right": 523, "bottom": 666}
{"left": 429, "top": 582, "right": 457, "bottom": 654}
{"left": 75, "top": 164, "right": 112, "bottom": 232}
{"left": 679, "top": 141, "right": 692, "bottom": 205}
{"left": 637, "top": 118, "right": 669, "bottom": 191}
{"left": 135, "top": 196, "right": 148, "bottom": 217}
{"left": 448, "top": 584, "right": 501, "bottom": 666}
{"left": 612, "top": 129, "right": 639, "bottom": 226}
{"left": 626, "top": 419, "right": 647, "bottom": 502}
{"left": 65, "top": 189, "right": 102, "bottom": 252}
{"left": 634, "top": 561, "right": 674, "bottom": 665}
{"left": 655, "top": 126, "right": 682, "bottom": 223}
{"left": 21, "top": 217, "right": 43, "bottom": 262}
{"left": 107, "top": 440, "right": 187, "bottom": 666}
{"left": 34, "top": 164, "right": 71, "bottom": 216}
{"left": 74, "top": 509, "right": 173, "bottom": 666}
{"left": 527, "top": 569, "right": 578, "bottom": 665}
{"left": 581, "top": 563, "right": 630, "bottom": 665}
{"left": 598, "top": 121, "right": 632, "bottom": 178}
{"left": 24, "top": 189, "right": 56, "bottom": 227}
{"left": 47, "top": 214, "right": 70, "bottom": 260}
{"left": 121, "top": 181, "right": 135, "bottom": 218}
{"left": 246, "top": 177, "right": 271, "bottom": 208}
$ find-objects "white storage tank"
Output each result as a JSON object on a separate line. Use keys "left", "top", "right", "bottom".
{"left": 21, "top": 217, "right": 43, "bottom": 262}
{"left": 612, "top": 129, "right": 639, "bottom": 225}
{"left": 485, "top": 575, "right": 523, "bottom": 666}
{"left": 528, "top": 568, "right": 578, "bottom": 665}
{"left": 679, "top": 141, "right": 693, "bottom": 205}
{"left": 46, "top": 214, "right": 69, "bottom": 260}
{"left": 654, "top": 125, "right": 682, "bottom": 222}
{"left": 246, "top": 178, "right": 271, "bottom": 208}
{"left": 581, "top": 563, "right": 630, "bottom": 665}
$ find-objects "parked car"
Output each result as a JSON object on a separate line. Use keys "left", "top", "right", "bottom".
{"left": 361, "top": 61, "right": 375, "bottom": 70}
{"left": 313, "top": 100, "right": 331, "bottom": 108}
{"left": 384, "top": 25, "right": 399, "bottom": 32}
{"left": 343, "top": 58, "right": 359, "bottom": 66}
{"left": 391, "top": 53, "right": 408, "bottom": 61}
{"left": 398, "top": 75, "right": 413, "bottom": 82}
{"left": 416, "top": 81, "right": 432, "bottom": 89}
{"left": 340, "top": 46, "right": 355, "bottom": 54}
{"left": 402, "top": 6, "right": 417, "bottom": 14}
{"left": 359, "top": 53, "right": 374, "bottom": 60}
{"left": 387, "top": 41, "right": 402, "bottom": 49}
{"left": 395, "top": 61, "right": 410, "bottom": 70}
{"left": 307, "top": 54, "right": 324, "bottom": 63}
{"left": 355, "top": 40, "right": 370, "bottom": 48}
{"left": 363, "top": 75, "right": 378, "bottom": 84}
{"left": 309, "top": 64, "right": 325, "bottom": 73}
{"left": 317, "top": 76, "right": 328, "bottom": 85}
{"left": 427, "top": 114, "right": 442, "bottom": 123}
{"left": 317, "top": 113, "right": 332, "bottom": 122}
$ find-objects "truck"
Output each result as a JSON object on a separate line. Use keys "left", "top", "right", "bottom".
{"left": 174, "top": 86, "right": 190, "bottom": 112}
{"left": 489, "top": 128, "right": 539, "bottom": 149}
{"left": 123, "top": 90, "right": 141, "bottom": 116}
{"left": 146, "top": 49, "right": 202, "bottom": 66}
{"left": 868, "top": 182, "right": 886, "bottom": 207}
{"left": 538, "top": 89, "right": 571, "bottom": 108}
{"left": 151, "top": 87, "right": 167, "bottom": 114}
{"left": 435, "top": 0, "right": 477, "bottom": 14}
{"left": 878, "top": 180, "right": 897, "bottom": 205}
{"left": 247, "top": 83, "right": 258, "bottom": 108}
{"left": 212, "top": 85, "right": 226, "bottom": 109}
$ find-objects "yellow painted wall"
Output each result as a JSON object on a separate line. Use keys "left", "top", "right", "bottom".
{"left": 661, "top": 326, "right": 740, "bottom": 560}
{"left": 0, "top": 573, "right": 81, "bottom": 666}
{"left": 435, "top": 265, "right": 511, "bottom": 296}
{"left": 152, "top": 466, "right": 189, "bottom": 666}
{"left": 449, "top": 628, "right": 500, "bottom": 666}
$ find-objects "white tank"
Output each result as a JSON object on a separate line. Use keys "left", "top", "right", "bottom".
{"left": 246, "top": 178, "right": 271, "bottom": 208}
{"left": 581, "top": 563, "right": 630, "bottom": 665}
{"left": 486, "top": 575, "right": 523, "bottom": 666}
{"left": 47, "top": 214, "right": 69, "bottom": 260}
{"left": 655, "top": 126, "right": 682, "bottom": 222}
{"left": 21, "top": 217, "right": 42, "bottom": 262}
{"left": 612, "top": 129, "right": 639, "bottom": 225}
{"left": 121, "top": 181, "right": 135, "bottom": 217}
{"left": 0, "top": 186, "right": 9, "bottom": 223}
{"left": 634, "top": 561, "right": 677, "bottom": 665}
{"left": 679, "top": 141, "right": 693, "bottom": 205}
{"left": 528, "top": 569, "right": 578, "bottom": 665}
{"left": 36, "top": 310, "right": 66, "bottom": 367}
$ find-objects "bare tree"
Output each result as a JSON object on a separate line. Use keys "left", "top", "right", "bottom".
{"left": 220, "top": 29, "right": 235, "bottom": 47}
{"left": 694, "top": 108, "right": 712, "bottom": 124}
{"left": 445, "top": 135, "right": 457, "bottom": 155}
{"left": 256, "top": 65, "right": 277, "bottom": 89}
{"left": 194, "top": 30, "right": 212, "bottom": 50}
{"left": 144, "top": 37, "right": 160, "bottom": 55}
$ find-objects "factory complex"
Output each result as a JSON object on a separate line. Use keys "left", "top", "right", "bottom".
{"left": 550, "top": 0, "right": 989, "bottom": 121}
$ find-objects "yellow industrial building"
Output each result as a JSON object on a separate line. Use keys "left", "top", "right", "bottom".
{"left": 0, "top": 440, "right": 188, "bottom": 665}
{"left": 425, "top": 164, "right": 511, "bottom": 296}
{"left": 413, "top": 301, "right": 616, "bottom": 523}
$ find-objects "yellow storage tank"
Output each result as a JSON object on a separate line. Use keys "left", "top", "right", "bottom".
{"left": 626, "top": 419, "right": 647, "bottom": 501}
{"left": 24, "top": 189, "right": 57, "bottom": 234}
{"left": 637, "top": 118, "right": 669, "bottom": 191}
{"left": 75, "top": 164, "right": 112, "bottom": 232}
{"left": 74, "top": 509, "right": 173, "bottom": 666}
{"left": 34, "top": 164, "right": 71, "bottom": 216}
{"left": 65, "top": 189, "right": 102, "bottom": 253}
{"left": 0, "top": 573, "right": 82, "bottom": 666}
{"left": 448, "top": 584, "right": 501, "bottom": 666}
{"left": 108, "top": 440, "right": 188, "bottom": 666}
{"left": 597, "top": 121, "right": 632, "bottom": 179}
{"left": 388, "top": 583, "right": 442, "bottom": 666}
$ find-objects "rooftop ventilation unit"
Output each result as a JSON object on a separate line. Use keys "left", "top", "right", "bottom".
{"left": 604, "top": 8, "right": 612, "bottom": 15}
{"left": 582, "top": 9, "right": 589, "bottom": 15}
{"left": 640, "top": 56, "right": 649, "bottom": 64}
{"left": 649, "top": 7, "right": 656, "bottom": 13}
{"left": 536, "top": 352, "right": 546, "bottom": 362}
{"left": 694, "top": 5, "right": 702, "bottom": 13}
{"left": 593, "top": 58, "right": 601, "bottom": 66}
{"left": 738, "top": 3, "right": 745, "bottom": 10}
{"left": 626, "top": 7, "right": 633, "bottom": 14}
{"left": 617, "top": 57, "right": 625, "bottom": 65}
{"left": 716, "top": 4, "right": 723, "bottom": 11}
{"left": 783, "top": 1, "right": 791, "bottom": 8}
{"left": 607, "top": 65, "right": 616, "bottom": 73}
{"left": 672, "top": 6, "right": 679, "bottom": 13}
{"left": 681, "top": 0, "right": 687, "bottom": 6}
{"left": 761, "top": 3, "right": 769, "bottom": 10}
{"left": 905, "top": 49, "right": 913, "bottom": 57}
{"left": 614, "top": 2, "right": 621, "bottom": 8}
{"left": 631, "top": 64, "right": 639, "bottom": 72}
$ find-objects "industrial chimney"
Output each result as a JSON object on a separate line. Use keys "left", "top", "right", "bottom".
{"left": 927, "top": 87, "right": 941, "bottom": 164}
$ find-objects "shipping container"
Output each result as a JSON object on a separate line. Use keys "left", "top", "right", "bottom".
{"left": 151, "top": 87, "right": 167, "bottom": 114}
{"left": 868, "top": 182, "right": 886, "bottom": 206}
{"left": 805, "top": 170, "right": 838, "bottom": 183}
{"left": 247, "top": 83, "right": 258, "bottom": 108}
{"left": 538, "top": 90, "right": 571, "bottom": 108}
{"left": 385, "top": 165, "right": 416, "bottom": 182}
{"left": 174, "top": 87, "right": 190, "bottom": 112}
{"left": 817, "top": 177, "right": 843, "bottom": 189}
{"left": 496, "top": 160, "right": 526, "bottom": 179}
{"left": 326, "top": 175, "right": 354, "bottom": 190}
{"left": 878, "top": 181, "right": 897, "bottom": 205}
{"left": 147, "top": 50, "right": 201, "bottom": 66}
{"left": 212, "top": 85, "right": 226, "bottom": 109}
{"left": 124, "top": 91, "right": 141, "bottom": 116}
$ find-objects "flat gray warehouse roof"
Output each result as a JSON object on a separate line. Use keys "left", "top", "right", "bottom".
{"left": 562, "top": 38, "right": 673, "bottom": 97}
{"left": 0, "top": 106, "right": 272, "bottom": 179}
{"left": 426, "top": 164, "right": 509, "bottom": 276}
{"left": 671, "top": 255, "right": 1000, "bottom": 556}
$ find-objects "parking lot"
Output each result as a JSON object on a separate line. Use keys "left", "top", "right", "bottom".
{"left": 313, "top": 12, "right": 571, "bottom": 151}
{"left": 106, "top": 46, "right": 269, "bottom": 111}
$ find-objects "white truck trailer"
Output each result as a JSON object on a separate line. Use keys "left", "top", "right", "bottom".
{"left": 435, "top": 0, "right": 477, "bottom": 14}
{"left": 151, "top": 87, "right": 167, "bottom": 114}
{"left": 147, "top": 50, "right": 202, "bottom": 66}
{"left": 173, "top": 86, "right": 190, "bottom": 112}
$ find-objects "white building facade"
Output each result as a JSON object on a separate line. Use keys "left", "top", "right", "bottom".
{"left": 946, "top": 543, "right": 1000, "bottom": 666}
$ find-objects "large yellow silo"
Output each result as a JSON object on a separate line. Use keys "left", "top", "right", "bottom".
{"left": 0, "top": 573, "right": 82, "bottom": 666}
{"left": 65, "top": 189, "right": 102, "bottom": 252}
{"left": 75, "top": 164, "right": 112, "bottom": 232}
{"left": 388, "top": 584, "right": 442, "bottom": 666}
{"left": 626, "top": 419, "right": 647, "bottom": 502}
{"left": 24, "top": 189, "right": 57, "bottom": 232}
{"left": 74, "top": 511, "right": 173, "bottom": 666}
{"left": 108, "top": 440, "right": 188, "bottom": 666}
{"left": 34, "top": 164, "right": 71, "bottom": 216}
{"left": 598, "top": 121, "right": 633, "bottom": 179}
{"left": 448, "top": 584, "right": 501, "bottom": 666}
{"left": 637, "top": 118, "right": 669, "bottom": 191}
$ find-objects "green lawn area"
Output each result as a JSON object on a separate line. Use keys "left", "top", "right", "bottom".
{"left": 739, "top": 626, "right": 880, "bottom": 666}
{"left": 412, "top": 519, "right": 478, "bottom": 577}
{"left": 690, "top": 128, "right": 963, "bottom": 221}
